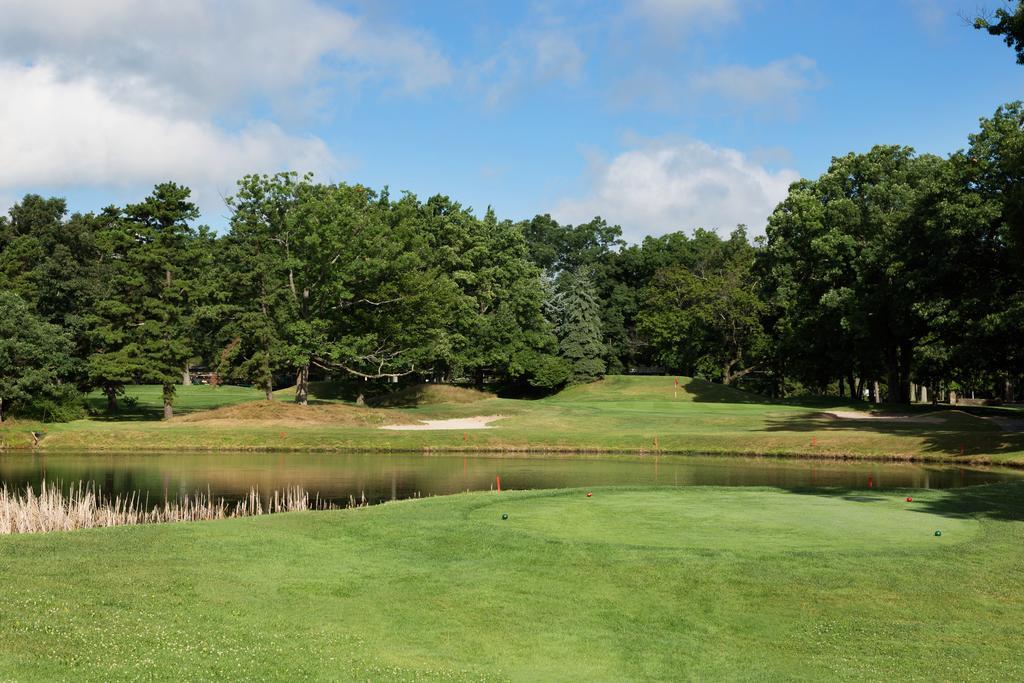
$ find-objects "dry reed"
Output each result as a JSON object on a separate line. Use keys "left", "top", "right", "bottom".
{"left": 0, "top": 482, "right": 346, "bottom": 535}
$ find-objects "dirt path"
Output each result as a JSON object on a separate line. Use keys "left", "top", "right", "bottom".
{"left": 985, "top": 416, "right": 1024, "bottom": 432}
{"left": 827, "top": 411, "right": 943, "bottom": 424}
{"left": 380, "top": 415, "right": 504, "bottom": 431}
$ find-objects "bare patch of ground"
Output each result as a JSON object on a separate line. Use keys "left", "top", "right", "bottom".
{"left": 986, "top": 416, "right": 1024, "bottom": 432}
{"left": 174, "top": 401, "right": 396, "bottom": 427}
{"left": 826, "top": 411, "right": 944, "bottom": 424}
{"left": 380, "top": 415, "right": 504, "bottom": 431}
{"left": 367, "top": 384, "right": 494, "bottom": 408}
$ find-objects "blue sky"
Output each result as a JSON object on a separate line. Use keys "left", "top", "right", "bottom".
{"left": 0, "top": 0, "right": 1020, "bottom": 242}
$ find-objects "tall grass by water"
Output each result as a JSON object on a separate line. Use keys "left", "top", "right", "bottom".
{"left": 0, "top": 483, "right": 349, "bottom": 535}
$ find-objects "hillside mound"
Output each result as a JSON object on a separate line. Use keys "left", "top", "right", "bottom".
{"left": 173, "top": 400, "right": 396, "bottom": 426}
{"left": 546, "top": 375, "right": 769, "bottom": 404}
{"left": 272, "top": 381, "right": 350, "bottom": 402}
{"left": 368, "top": 384, "right": 494, "bottom": 408}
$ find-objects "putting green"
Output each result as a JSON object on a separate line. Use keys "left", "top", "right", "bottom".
{"left": 472, "top": 488, "right": 980, "bottom": 552}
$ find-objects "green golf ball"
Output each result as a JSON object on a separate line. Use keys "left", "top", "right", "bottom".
{"left": 502, "top": 513, "right": 508, "bottom": 520}
{"left": 934, "top": 530, "right": 942, "bottom": 537}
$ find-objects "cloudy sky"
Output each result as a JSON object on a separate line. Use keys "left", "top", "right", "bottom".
{"left": 0, "top": 0, "right": 1019, "bottom": 242}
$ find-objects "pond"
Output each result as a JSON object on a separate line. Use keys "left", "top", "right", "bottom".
{"left": 0, "top": 452, "right": 1019, "bottom": 506}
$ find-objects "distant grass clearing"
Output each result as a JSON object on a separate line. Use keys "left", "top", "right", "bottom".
{"left": 10, "top": 375, "right": 1022, "bottom": 464}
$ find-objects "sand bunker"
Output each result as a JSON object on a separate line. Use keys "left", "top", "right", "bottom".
{"left": 380, "top": 415, "right": 504, "bottom": 431}
{"left": 827, "top": 411, "right": 943, "bottom": 424}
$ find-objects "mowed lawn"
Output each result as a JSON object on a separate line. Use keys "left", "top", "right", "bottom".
{"left": 0, "top": 484, "right": 1021, "bottom": 680}
{"left": 3, "top": 376, "right": 1024, "bottom": 465}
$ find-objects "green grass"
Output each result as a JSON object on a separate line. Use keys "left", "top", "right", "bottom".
{"left": 4, "top": 376, "right": 1024, "bottom": 465}
{"left": 0, "top": 483, "right": 1021, "bottom": 679}
{"left": 84, "top": 384, "right": 268, "bottom": 420}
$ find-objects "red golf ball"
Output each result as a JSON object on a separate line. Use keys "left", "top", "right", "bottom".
{"left": 586, "top": 492, "right": 593, "bottom": 497}
{"left": 906, "top": 497, "right": 913, "bottom": 502}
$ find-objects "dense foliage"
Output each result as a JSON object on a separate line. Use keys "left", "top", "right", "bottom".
{"left": 1, "top": 97, "right": 1023, "bottom": 419}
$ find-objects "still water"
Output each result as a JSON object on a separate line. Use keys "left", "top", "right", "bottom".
{"left": 0, "top": 452, "right": 1018, "bottom": 505}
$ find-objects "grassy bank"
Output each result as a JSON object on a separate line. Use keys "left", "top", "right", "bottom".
{"left": 0, "top": 483, "right": 1020, "bottom": 679}
{"left": 2, "top": 376, "right": 1024, "bottom": 465}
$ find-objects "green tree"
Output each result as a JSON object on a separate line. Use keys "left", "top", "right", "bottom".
{"left": 0, "top": 195, "right": 103, "bottom": 391}
{"left": 519, "top": 215, "right": 630, "bottom": 371}
{"left": 952, "top": 102, "right": 1024, "bottom": 398}
{"left": 975, "top": 1, "right": 1024, "bottom": 63}
{"left": 219, "top": 173, "right": 308, "bottom": 400}
{"left": 639, "top": 228, "right": 767, "bottom": 385}
{"left": 760, "top": 147, "right": 952, "bottom": 403}
{"left": 0, "top": 292, "right": 77, "bottom": 422}
{"left": 221, "top": 179, "right": 454, "bottom": 404}
{"left": 123, "top": 183, "right": 202, "bottom": 419}
{"left": 83, "top": 206, "right": 148, "bottom": 411}
{"left": 298, "top": 182, "right": 450, "bottom": 399}
{"left": 551, "top": 269, "right": 607, "bottom": 385}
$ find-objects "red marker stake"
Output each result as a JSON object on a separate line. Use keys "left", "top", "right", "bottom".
{"left": 496, "top": 475, "right": 501, "bottom": 492}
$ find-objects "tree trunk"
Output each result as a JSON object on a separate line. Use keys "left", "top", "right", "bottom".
{"left": 182, "top": 363, "right": 192, "bottom": 386}
{"left": 838, "top": 376, "right": 844, "bottom": 398}
{"left": 897, "top": 341, "right": 913, "bottom": 404}
{"left": 847, "top": 373, "right": 856, "bottom": 400}
{"left": 295, "top": 365, "right": 309, "bottom": 406}
{"left": 475, "top": 368, "right": 484, "bottom": 391}
{"left": 262, "top": 353, "right": 273, "bottom": 401}
{"left": 872, "top": 380, "right": 881, "bottom": 404}
{"left": 1004, "top": 378, "right": 1014, "bottom": 403}
{"left": 162, "top": 383, "right": 174, "bottom": 420}
{"left": 0, "top": 397, "right": 4, "bottom": 423}
{"left": 855, "top": 377, "right": 864, "bottom": 401}
{"left": 921, "top": 384, "right": 928, "bottom": 403}
{"left": 885, "top": 345, "right": 900, "bottom": 404}
{"left": 105, "top": 386, "right": 118, "bottom": 412}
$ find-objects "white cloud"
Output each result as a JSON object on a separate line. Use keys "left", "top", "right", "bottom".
{"left": 0, "top": 0, "right": 453, "bottom": 115}
{"left": 904, "top": 0, "right": 957, "bottom": 34}
{"left": 473, "top": 28, "right": 586, "bottom": 108}
{"left": 693, "top": 55, "right": 824, "bottom": 106}
{"left": 534, "top": 32, "right": 586, "bottom": 84}
{"left": 0, "top": 63, "right": 341, "bottom": 215}
{"left": 0, "top": 0, "right": 455, "bottom": 219}
{"left": 629, "top": 0, "right": 742, "bottom": 31}
{"left": 553, "top": 139, "right": 799, "bottom": 241}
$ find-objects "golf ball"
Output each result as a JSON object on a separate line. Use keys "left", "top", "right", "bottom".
{"left": 502, "top": 513, "right": 508, "bottom": 520}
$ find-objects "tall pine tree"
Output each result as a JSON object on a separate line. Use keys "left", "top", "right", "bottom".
{"left": 553, "top": 269, "right": 606, "bottom": 385}
{"left": 123, "top": 183, "right": 201, "bottom": 419}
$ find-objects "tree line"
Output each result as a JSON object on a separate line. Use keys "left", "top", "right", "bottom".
{"left": 2, "top": 91, "right": 1023, "bottom": 419}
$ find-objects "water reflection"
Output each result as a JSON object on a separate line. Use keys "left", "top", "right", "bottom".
{"left": 0, "top": 452, "right": 1017, "bottom": 506}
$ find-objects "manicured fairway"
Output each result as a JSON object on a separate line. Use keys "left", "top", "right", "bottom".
{"left": 0, "top": 483, "right": 1021, "bottom": 680}
{"left": 6, "top": 376, "right": 1024, "bottom": 465}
